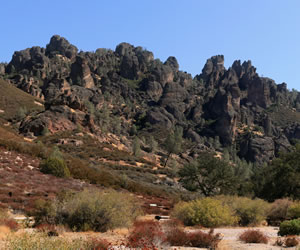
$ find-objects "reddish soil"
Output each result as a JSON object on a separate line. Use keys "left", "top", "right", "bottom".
{"left": 0, "top": 147, "right": 91, "bottom": 213}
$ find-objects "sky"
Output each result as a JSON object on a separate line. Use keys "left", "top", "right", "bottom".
{"left": 1, "top": 0, "right": 299, "bottom": 90}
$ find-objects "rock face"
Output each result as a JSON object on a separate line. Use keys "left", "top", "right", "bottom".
{"left": 4, "top": 35, "right": 300, "bottom": 164}
{"left": 70, "top": 56, "right": 95, "bottom": 88}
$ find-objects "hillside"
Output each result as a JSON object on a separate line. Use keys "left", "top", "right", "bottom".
{"left": 0, "top": 79, "right": 44, "bottom": 124}
{"left": 1, "top": 35, "right": 300, "bottom": 200}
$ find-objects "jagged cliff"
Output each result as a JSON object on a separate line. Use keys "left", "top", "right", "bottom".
{"left": 1, "top": 35, "right": 300, "bottom": 164}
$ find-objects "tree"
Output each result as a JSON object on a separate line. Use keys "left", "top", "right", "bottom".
{"left": 258, "top": 144, "right": 300, "bottom": 201}
{"left": 178, "top": 153, "right": 236, "bottom": 196}
{"left": 132, "top": 136, "right": 141, "bottom": 157}
{"left": 163, "top": 126, "right": 183, "bottom": 167}
{"left": 148, "top": 135, "right": 158, "bottom": 153}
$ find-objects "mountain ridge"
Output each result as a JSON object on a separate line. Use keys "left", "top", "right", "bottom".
{"left": 1, "top": 35, "right": 300, "bottom": 165}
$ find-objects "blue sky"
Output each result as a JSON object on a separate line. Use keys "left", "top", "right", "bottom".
{"left": 1, "top": 0, "right": 299, "bottom": 90}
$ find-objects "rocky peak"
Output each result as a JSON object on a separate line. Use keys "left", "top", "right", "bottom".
{"left": 115, "top": 42, "right": 134, "bottom": 56}
{"left": 202, "top": 55, "right": 225, "bottom": 76}
{"left": 164, "top": 56, "right": 179, "bottom": 71}
{"left": 196, "top": 55, "right": 225, "bottom": 91}
{"left": 45, "top": 35, "right": 78, "bottom": 59}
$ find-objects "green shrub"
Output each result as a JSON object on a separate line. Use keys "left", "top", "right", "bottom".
{"left": 279, "top": 219, "right": 300, "bottom": 236}
{"left": 218, "top": 196, "right": 270, "bottom": 226}
{"left": 171, "top": 198, "right": 237, "bottom": 227}
{"left": 32, "top": 189, "right": 142, "bottom": 232}
{"left": 287, "top": 201, "right": 300, "bottom": 219}
{"left": 170, "top": 202, "right": 195, "bottom": 226}
{"left": 40, "top": 157, "right": 70, "bottom": 178}
{"left": 267, "top": 198, "right": 293, "bottom": 224}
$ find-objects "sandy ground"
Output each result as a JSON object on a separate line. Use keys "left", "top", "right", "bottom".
{"left": 1, "top": 226, "right": 299, "bottom": 249}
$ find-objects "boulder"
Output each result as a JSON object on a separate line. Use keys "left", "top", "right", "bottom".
{"left": 141, "top": 79, "right": 163, "bottom": 102}
{"left": 146, "top": 107, "right": 175, "bottom": 129}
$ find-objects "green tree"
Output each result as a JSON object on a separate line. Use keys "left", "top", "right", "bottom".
{"left": 178, "top": 153, "right": 236, "bottom": 196}
{"left": 163, "top": 126, "right": 183, "bottom": 167}
{"left": 132, "top": 136, "right": 141, "bottom": 157}
{"left": 148, "top": 135, "right": 158, "bottom": 153}
{"left": 258, "top": 144, "right": 300, "bottom": 201}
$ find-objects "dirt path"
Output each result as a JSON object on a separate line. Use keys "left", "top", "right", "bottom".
{"left": 202, "top": 227, "right": 296, "bottom": 250}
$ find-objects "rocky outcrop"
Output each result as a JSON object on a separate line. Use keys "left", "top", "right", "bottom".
{"left": 116, "top": 43, "right": 154, "bottom": 80}
{"left": 146, "top": 107, "right": 175, "bottom": 129}
{"left": 196, "top": 55, "right": 225, "bottom": 92}
{"left": 141, "top": 79, "right": 163, "bottom": 102}
{"left": 0, "top": 63, "right": 6, "bottom": 75}
{"left": 20, "top": 105, "right": 86, "bottom": 135}
{"left": 240, "top": 136, "right": 275, "bottom": 164}
{"left": 70, "top": 56, "right": 95, "bottom": 88}
{"left": 45, "top": 35, "right": 78, "bottom": 59}
{"left": 3, "top": 35, "right": 300, "bottom": 164}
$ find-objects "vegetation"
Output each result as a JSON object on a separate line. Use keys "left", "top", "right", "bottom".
{"left": 5, "top": 233, "right": 93, "bottom": 250}
{"left": 0, "top": 79, "right": 44, "bottom": 121}
{"left": 127, "top": 219, "right": 221, "bottom": 249}
{"left": 127, "top": 220, "right": 167, "bottom": 249}
{"left": 258, "top": 144, "right": 300, "bottom": 201}
{"left": 32, "top": 189, "right": 142, "bottom": 232}
{"left": 178, "top": 153, "right": 236, "bottom": 196}
{"left": 279, "top": 219, "right": 300, "bottom": 236}
{"left": 239, "top": 230, "right": 268, "bottom": 244}
{"left": 218, "top": 196, "right": 270, "bottom": 226}
{"left": 267, "top": 198, "right": 293, "bottom": 225}
{"left": 171, "top": 197, "right": 238, "bottom": 227}
{"left": 287, "top": 201, "right": 300, "bottom": 219}
{"left": 0, "top": 209, "right": 18, "bottom": 232}
{"left": 40, "top": 157, "right": 70, "bottom": 178}
{"left": 163, "top": 126, "right": 183, "bottom": 167}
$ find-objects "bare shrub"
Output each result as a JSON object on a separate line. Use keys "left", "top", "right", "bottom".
{"left": 127, "top": 220, "right": 167, "bottom": 249}
{"left": 239, "top": 229, "right": 268, "bottom": 244}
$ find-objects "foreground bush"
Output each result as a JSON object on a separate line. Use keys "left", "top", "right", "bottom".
{"left": 127, "top": 220, "right": 167, "bottom": 249}
{"left": 218, "top": 196, "right": 270, "bottom": 226}
{"left": 279, "top": 219, "right": 300, "bottom": 236}
{"left": 5, "top": 232, "right": 93, "bottom": 250}
{"left": 40, "top": 157, "right": 70, "bottom": 178}
{"left": 33, "top": 189, "right": 142, "bottom": 232}
{"left": 171, "top": 197, "right": 237, "bottom": 227}
{"left": 267, "top": 198, "right": 293, "bottom": 225}
{"left": 285, "top": 236, "right": 299, "bottom": 247}
{"left": 187, "top": 230, "right": 222, "bottom": 248}
{"left": 127, "top": 219, "right": 221, "bottom": 249}
{"left": 165, "top": 227, "right": 221, "bottom": 248}
{"left": 239, "top": 230, "right": 268, "bottom": 244}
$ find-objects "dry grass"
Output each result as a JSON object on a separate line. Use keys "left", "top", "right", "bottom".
{"left": 0, "top": 79, "right": 44, "bottom": 122}
{"left": 0, "top": 226, "right": 10, "bottom": 240}
{"left": 0, "top": 148, "right": 92, "bottom": 213}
